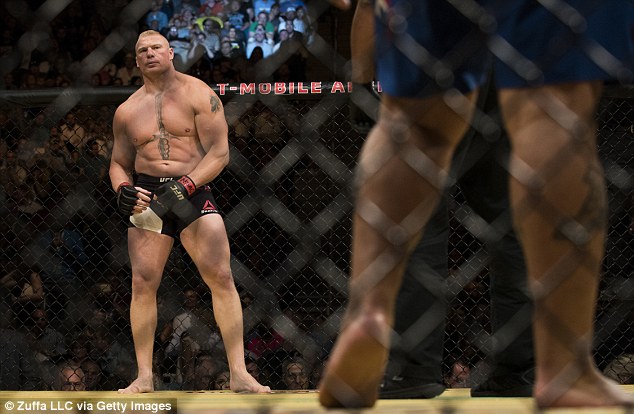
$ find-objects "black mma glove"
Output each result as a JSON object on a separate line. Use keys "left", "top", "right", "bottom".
{"left": 350, "top": 81, "right": 380, "bottom": 134}
{"left": 153, "top": 175, "right": 197, "bottom": 218}
{"left": 117, "top": 182, "right": 138, "bottom": 216}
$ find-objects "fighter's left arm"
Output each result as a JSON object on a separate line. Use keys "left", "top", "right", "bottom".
{"left": 187, "top": 81, "right": 230, "bottom": 188}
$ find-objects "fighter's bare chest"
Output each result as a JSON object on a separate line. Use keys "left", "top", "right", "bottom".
{"left": 127, "top": 96, "right": 196, "bottom": 148}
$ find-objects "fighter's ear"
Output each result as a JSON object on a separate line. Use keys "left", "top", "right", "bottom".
{"left": 169, "top": 47, "right": 174, "bottom": 62}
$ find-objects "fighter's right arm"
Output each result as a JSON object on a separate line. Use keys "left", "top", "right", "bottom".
{"left": 110, "top": 105, "right": 142, "bottom": 216}
{"left": 109, "top": 105, "right": 136, "bottom": 192}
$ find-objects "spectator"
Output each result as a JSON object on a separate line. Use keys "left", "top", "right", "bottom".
{"left": 445, "top": 360, "right": 472, "bottom": 388}
{"left": 26, "top": 113, "right": 51, "bottom": 150}
{"left": 214, "top": 41, "right": 246, "bottom": 81}
{"left": 59, "top": 112, "right": 86, "bottom": 153}
{"left": 267, "top": 3, "right": 283, "bottom": 36}
{"left": 246, "top": 28, "right": 273, "bottom": 59}
{"left": 0, "top": 327, "right": 43, "bottom": 390}
{"left": 10, "top": 183, "right": 46, "bottom": 226}
{"left": 225, "top": 26, "right": 246, "bottom": 55}
{"left": 1, "top": 151, "right": 28, "bottom": 190}
{"left": 1, "top": 263, "right": 45, "bottom": 325}
{"left": 213, "top": 370, "right": 231, "bottom": 390}
{"left": 54, "top": 363, "right": 85, "bottom": 391}
{"left": 179, "top": 9, "right": 197, "bottom": 39}
{"left": 292, "top": 6, "right": 312, "bottom": 43}
{"left": 115, "top": 53, "right": 142, "bottom": 86}
{"left": 80, "top": 359, "right": 119, "bottom": 391}
{"left": 146, "top": 1, "right": 170, "bottom": 33}
{"left": 77, "top": 139, "right": 108, "bottom": 187}
{"left": 198, "top": 0, "right": 225, "bottom": 16}
{"left": 67, "top": 336, "right": 92, "bottom": 367}
{"left": 155, "top": 0, "right": 174, "bottom": 20}
{"left": 248, "top": 11, "right": 275, "bottom": 43}
{"left": 281, "top": 357, "right": 310, "bottom": 390}
{"left": 38, "top": 134, "right": 72, "bottom": 175}
{"left": 187, "top": 22, "right": 220, "bottom": 65}
{"left": 27, "top": 308, "right": 66, "bottom": 362}
{"left": 30, "top": 160, "right": 63, "bottom": 208}
{"left": 14, "top": 135, "right": 37, "bottom": 167}
{"left": 161, "top": 287, "right": 221, "bottom": 361}
{"left": 179, "top": 0, "right": 199, "bottom": 15}
{"left": 253, "top": 0, "right": 275, "bottom": 14}
{"left": 28, "top": 222, "right": 87, "bottom": 325}
{"left": 282, "top": 18, "right": 303, "bottom": 43}
{"left": 90, "top": 326, "right": 135, "bottom": 383}
{"left": 182, "top": 351, "right": 225, "bottom": 390}
{"left": 96, "top": 63, "right": 117, "bottom": 86}
{"left": 225, "top": 0, "right": 251, "bottom": 35}
{"left": 167, "top": 24, "right": 193, "bottom": 70}
{"left": 272, "top": 29, "right": 289, "bottom": 54}
{"left": 272, "top": 29, "right": 307, "bottom": 81}
{"left": 84, "top": 119, "right": 113, "bottom": 159}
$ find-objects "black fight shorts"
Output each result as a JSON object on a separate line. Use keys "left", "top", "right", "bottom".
{"left": 129, "top": 174, "right": 221, "bottom": 238}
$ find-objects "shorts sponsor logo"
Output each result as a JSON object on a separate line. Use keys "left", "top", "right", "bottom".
{"left": 201, "top": 200, "right": 216, "bottom": 213}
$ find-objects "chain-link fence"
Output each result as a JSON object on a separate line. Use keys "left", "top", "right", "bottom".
{"left": 1, "top": 84, "right": 632, "bottom": 391}
{"left": 0, "top": 0, "right": 633, "bottom": 393}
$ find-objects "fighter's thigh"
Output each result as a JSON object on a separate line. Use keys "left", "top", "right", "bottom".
{"left": 498, "top": 81, "right": 603, "bottom": 147}
{"left": 180, "top": 214, "right": 231, "bottom": 270}
{"left": 128, "top": 227, "right": 174, "bottom": 279}
{"left": 377, "top": 92, "right": 478, "bottom": 150}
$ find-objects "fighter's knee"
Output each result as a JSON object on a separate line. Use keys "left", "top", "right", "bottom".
{"left": 202, "top": 267, "right": 235, "bottom": 291}
{"left": 131, "top": 273, "right": 161, "bottom": 294}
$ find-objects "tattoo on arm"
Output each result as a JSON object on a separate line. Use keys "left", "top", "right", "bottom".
{"left": 154, "top": 94, "right": 171, "bottom": 160}
{"left": 210, "top": 95, "right": 220, "bottom": 113}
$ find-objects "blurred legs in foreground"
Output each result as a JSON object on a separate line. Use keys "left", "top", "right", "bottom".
{"left": 319, "top": 0, "right": 634, "bottom": 409}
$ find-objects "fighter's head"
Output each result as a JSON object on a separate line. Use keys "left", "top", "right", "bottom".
{"left": 135, "top": 30, "right": 174, "bottom": 73}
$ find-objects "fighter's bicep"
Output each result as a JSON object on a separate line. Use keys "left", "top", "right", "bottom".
{"left": 111, "top": 111, "right": 136, "bottom": 166}
{"left": 194, "top": 93, "right": 228, "bottom": 151}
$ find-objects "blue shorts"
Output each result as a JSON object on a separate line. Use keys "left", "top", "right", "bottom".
{"left": 375, "top": 0, "right": 634, "bottom": 97}
{"left": 129, "top": 174, "right": 220, "bottom": 238}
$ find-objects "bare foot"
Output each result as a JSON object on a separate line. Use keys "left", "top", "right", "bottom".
{"left": 318, "top": 311, "right": 390, "bottom": 408}
{"left": 535, "top": 368, "right": 634, "bottom": 409}
{"left": 118, "top": 376, "right": 154, "bottom": 394}
{"left": 230, "top": 372, "right": 271, "bottom": 393}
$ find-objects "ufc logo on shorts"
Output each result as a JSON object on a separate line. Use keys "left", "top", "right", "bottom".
{"left": 171, "top": 184, "right": 185, "bottom": 200}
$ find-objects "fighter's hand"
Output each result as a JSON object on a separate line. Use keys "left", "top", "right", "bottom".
{"left": 117, "top": 183, "right": 139, "bottom": 216}
{"left": 117, "top": 183, "right": 152, "bottom": 216}
{"left": 153, "top": 175, "right": 197, "bottom": 217}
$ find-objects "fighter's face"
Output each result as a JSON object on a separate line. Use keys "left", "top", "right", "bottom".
{"left": 135, "top": 34, "right": 174, "bottom": 72}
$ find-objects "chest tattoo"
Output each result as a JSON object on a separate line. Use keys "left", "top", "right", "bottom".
{"left": 152, "top": 94, "right": 170, "bottom": 160}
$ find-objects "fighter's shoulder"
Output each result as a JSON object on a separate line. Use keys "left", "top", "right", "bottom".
{"left": 115, "top": 89, "right": 145, "bottom": 118}
{"left": 179, "top": 73, "right": 215, "bottom": 96}
{"left": 117, "top": 89, "right": 143, "bottom": 109}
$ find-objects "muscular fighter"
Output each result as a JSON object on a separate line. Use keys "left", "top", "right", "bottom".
{"left": 319, "top": 0, "right": 634, "bottom": 409}
{"left": 109, "top": 30, "right": 270, "bottom": 394}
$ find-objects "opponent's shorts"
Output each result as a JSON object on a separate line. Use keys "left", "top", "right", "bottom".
{"left": 374, "top": 0, "right": 634, "bottom": 98}
{"left": 129, "top": 174, "right": 221, "bottom": 238}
